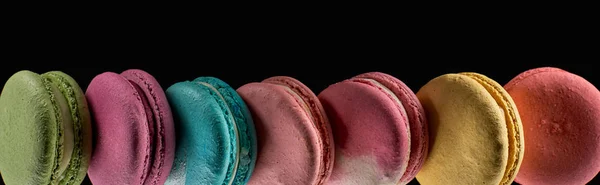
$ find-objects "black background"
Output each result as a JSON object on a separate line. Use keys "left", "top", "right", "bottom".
{"left": 1, "top": 13, "right": 598, "bottom": 184}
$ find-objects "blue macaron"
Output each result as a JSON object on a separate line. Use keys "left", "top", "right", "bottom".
{"left": 164, "top": 77, "right": 257, "bottom": 185}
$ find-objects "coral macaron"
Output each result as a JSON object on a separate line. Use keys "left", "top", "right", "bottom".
{"left": 86, "top": 69, "right": 176, "bottom": 185}
{"left": 237, "top": 76, "right": 334, "bottom": 185}
{"left": 505, "top": 67, "right": 600, "bottom": 185}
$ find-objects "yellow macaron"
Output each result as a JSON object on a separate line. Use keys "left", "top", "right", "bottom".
{"left": 415, "top": 72, "right": 524, "bottom": 185}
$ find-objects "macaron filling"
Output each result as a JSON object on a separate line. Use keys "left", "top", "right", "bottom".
{"left": 45, "top": 71, "right": 89, "bottom": 184}
{"left": 264, "top": 77, "right": 333, "bottom": 184}
{"left": 42, "top": 76, "right": 75, "bottom": 179}
{"left": 128, "top": 79, "right": 159, "bottom": 184}
{"left": 461, "top": 73, "right": 522, "bottom": 185}
{"left": 357, "top": 78, "right": 409, "bottom": 121}
{"left": 355, "top": 78, "right": 411, "bottom": 176}
{"left": 198, "top": 81, "right": 240, "bottom": 185}
{"left": 279, "top": 85, "right": 315, "bottom": 120}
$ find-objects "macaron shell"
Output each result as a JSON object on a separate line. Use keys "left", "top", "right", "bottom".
{"left": 263, "top": 76, "right": 334, "bottom": 184}
{"left": 121, "top": 69, "right": 175, "bottom": 185}
{"left": 86, "top": 72, "right": 151, "bottom": 185}
{"left": 415, "top": 74, "right": 508, "bottom": 185}
{"left": 193, "top": 77, "right": 258, "bottom": 184}
{"left": 165, "top": 81, "right": 234, "bottom": 185}
{"left": 238, "top": 82, "right": 323, "bottom": 185}
{"left": 42, "top": 72, "right": 74, "bottom": 185}
{"left": 505, "top": 67, "right": 600, "bottom": 185}
{"left": 318, "top": 79, "right": 410, "bottom": 185}
{"left": 354, "top": 72, "right": 429, "bottom": 184}
{"left": 461, "top": 72, "right": 524, "bottom": 185}
{"left": 42, "top": 71, "right": 93, "bottom": 185}
{"left": 0, "top": 70, "right": 58, "bottom": 185}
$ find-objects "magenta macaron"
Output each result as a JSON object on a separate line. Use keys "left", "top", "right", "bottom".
{"left": 318, "top": 72, "right": 428, "bottom": 185}
{"left": 85, "top": 69, "right": 176, "bottom": 185}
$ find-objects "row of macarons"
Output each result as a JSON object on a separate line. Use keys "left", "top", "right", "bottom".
{"left": 0, "top": 67, "right": 598, "bottom": 185}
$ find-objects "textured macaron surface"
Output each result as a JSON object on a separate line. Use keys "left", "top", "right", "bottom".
{"left": 121, "top": 69, "right": 175, "bottom": 185}
{"left": 0, "top": 70, "right": 91, "bottom": 184}
{"left": 461, "top": 72, "right": 524, "bottom": 185}
{"left": 354, "top": 72, "right": 429, "bottom": 184}
{"left": 193, "top": 77, "right": 258, "bottom": 185}
{"left": 0, "top": 70, "right": 91, "bottom": 185}
{"left": 42, "top": 71, "right": 93, "bottom": 185}
{"left": 86, "top": 72, "right": 155, "bottom": 185}
{"left": 318, "top": 77, "right": 410, "bottom": 185}
{"left": 505, "top": 67, "right": 600, "bottom": 185}
{"left": 262, "top": 76, "right": 334, "bottom": 184}
{"left": 238, "top": 80, "right": 327, "bottom": 185}
{"left": 415, "top": 74, "right": 509, "bottom": 185}
{"left": 0, "top": 71, "right": 60, "bottom": 185}
{"left": 165, "top": 80, "right": 237, "bottom": 185}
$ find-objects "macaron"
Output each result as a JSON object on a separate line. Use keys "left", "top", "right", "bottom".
{"left": 86, "top": 69, "right": 175, "bottom": 185}
{"left": 0, "top": 70, "right": 92, "bottom": 185}
{"left": 236, "top": 76, "right": 334, "bottom": 185}
{"left": 318, "top": 72, "right": 428, "bottom": 185}
{"left": 415, "top": 72, "right": 524, "bottom": 185}
{"left": 505, "top": 67, "right": 600, "bottom": 185}
{"left": 164, "top": 77, "right": 257, "bottom": 185}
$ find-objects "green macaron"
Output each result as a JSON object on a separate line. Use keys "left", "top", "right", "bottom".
{"left": 0, "top": 70, "right": 92, "bottom": 185}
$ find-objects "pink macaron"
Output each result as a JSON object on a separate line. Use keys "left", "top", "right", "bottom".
{"left": 237, "top": 76, "right": 335, "bottom": 185}
{"left": 505, "top": 67, "right": 600, "bottom": 185}
{"left": 86, "top": 69, "right": 176, "bottom": 185}
{"left": 318, "top": 72, "right": 428, "bottom": 185}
